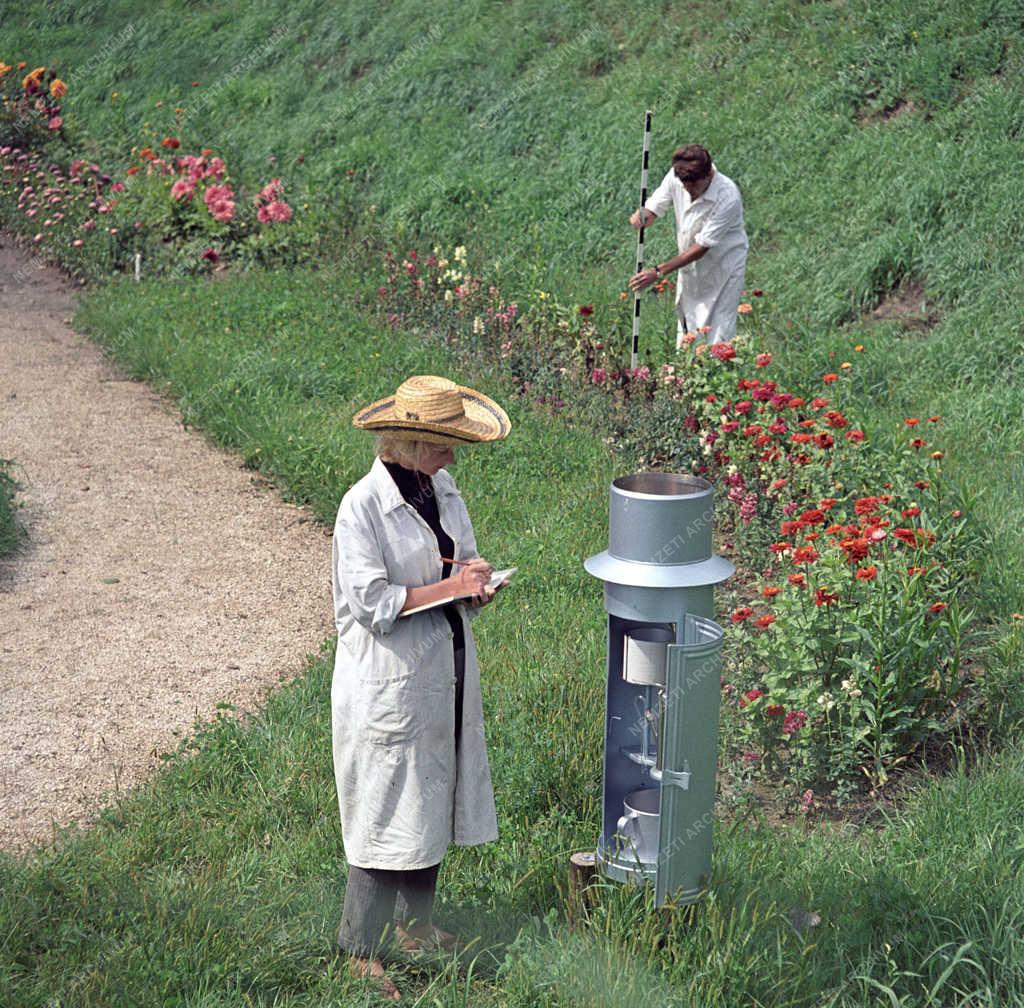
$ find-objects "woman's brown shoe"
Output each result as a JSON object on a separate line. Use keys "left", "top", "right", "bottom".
{"left": 349, "top": 956, "right": 401, "bottom": 1001}
{"left": 394, "top": 922, "right": 462, "bottom": 954}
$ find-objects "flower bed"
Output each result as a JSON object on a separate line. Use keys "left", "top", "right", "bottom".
{"left": 0, "top": 58, "right": 315, "bottom": 279}
{"left": 374, "top": 241, "right": 984, "bottom": 798}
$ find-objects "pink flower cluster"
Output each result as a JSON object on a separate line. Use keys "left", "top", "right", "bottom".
{"left": 203, "top": 183, "right": 235, "bottom": 223}
{"left": 254, "top": 177, "right": 293, "bottom": 223}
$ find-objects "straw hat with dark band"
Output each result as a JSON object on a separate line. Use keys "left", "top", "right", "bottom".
{"left": 353, "top": 375, "right": 511, "bottom": 445}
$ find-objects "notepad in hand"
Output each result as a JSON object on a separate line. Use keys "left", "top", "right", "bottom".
{"left": 402, "top": 567, "right": 516, "bottom": 617}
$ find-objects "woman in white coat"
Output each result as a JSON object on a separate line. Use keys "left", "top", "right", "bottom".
{"left": 332, "top": 374, "right": 511, "bottom": 1000}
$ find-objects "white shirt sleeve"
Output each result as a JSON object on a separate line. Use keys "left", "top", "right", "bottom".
{"left": 694, "top": 192, "right": 743, "bottom": 248}
{"left": 643, "top": 169, "right": 676, "bottom": 218}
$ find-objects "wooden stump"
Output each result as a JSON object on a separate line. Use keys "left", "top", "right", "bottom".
{"left": 567, "top": 851, "right": 598, "bottom": 928}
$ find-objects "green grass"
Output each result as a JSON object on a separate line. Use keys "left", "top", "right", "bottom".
{"left": 4, "top": 0, "right": 1023, "bottom": 606}
{"left": 4, "top": 0, "right": 1024, "bottom": 1002}
{"left": 0, "top": 460, "right": 25, "bottom": 559}
{"left": 0, "top": 265, "right": 999, "bottom": 1006}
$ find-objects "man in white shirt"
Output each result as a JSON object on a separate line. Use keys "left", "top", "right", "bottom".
{"left": 628, "top": 144, "right": 748, "bottom": 346}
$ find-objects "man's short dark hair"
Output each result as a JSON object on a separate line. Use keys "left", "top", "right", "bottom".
{"left": 671, "top": 144, "right": 712, "bottom": 181}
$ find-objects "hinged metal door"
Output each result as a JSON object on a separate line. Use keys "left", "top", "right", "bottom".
{"left": 655, "top": 615, "right": 723, "bottom": 905}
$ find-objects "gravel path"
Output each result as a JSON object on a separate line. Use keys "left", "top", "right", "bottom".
{"left": 0, "top": 236, "right": 334, "bottom": 852}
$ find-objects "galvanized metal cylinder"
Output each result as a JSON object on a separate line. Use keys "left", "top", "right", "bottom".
{"left": 585, "top": 471, "right": 732, "bottom": 907}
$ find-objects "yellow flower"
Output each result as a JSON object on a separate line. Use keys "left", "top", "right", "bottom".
{"left": 50, "top": 78, "right": 67, "bottom": 98}
{"left": 854, "top": 344, "right": 864, "bottom": 352}
{"left": 111, "top": 91, "right": 119, "bottom": 99}
{"left": 840, "top": 361, "right": 852, "bottom": 369}
{"left": 0, "top": 63, "right": 11, "bottom": 78}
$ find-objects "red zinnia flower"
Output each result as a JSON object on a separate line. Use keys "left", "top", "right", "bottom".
{"left": 755, "top": 614, "right": 777, "bottom": 629}
{"left": 893, "top": 527, "right": 917, "bottom": 546}
{"left": 730, "top": 607, "right": 754, "bottom": 623}
{"left": 761, "top": 585, "right": 782, "bottom": 598}
{"left": 793, "top": 545, "right": 820, "bottom": 564}
{"left": 845, "top": 429, "right": 865, "bottom": 442}
{"left": 799, "top": 508, "right": 826, "bottom": 526}
{"left": 855, "top": 565, "right": 878, "bottom": 581}
{"left": 905, "top": 417, "right": 920, "bottom": 426}
{"left": 822, "top": 373, "right": 838, "bottom": 383}
{"left": 161, "top": 136, "right": 180, "bottom": 149}
{"left": 902, "top": 506, "right": 921, "bottom": 518}
{"left": 929, "top": 601, "right": 947, "bottom": 613}
{"left": 840, "top": 538, "right": 870, "bottom": 562}
{"left": 765, "top": 704, "right": 785, "bottom": 717}
{"left": 745, "top": 688, "right": 764, "bottom": 701}
{"left": 578, "top": 305, "right": 594, "bottom": 316}
{"left": 788, "top": 573, "right": 806, "bottom": 587}
{"left": 814, "top": 587, "right": 839, "bottom": 606}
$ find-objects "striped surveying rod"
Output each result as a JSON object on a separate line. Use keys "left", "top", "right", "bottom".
{"left": 631, "top": 110, "right": 653, "bottom": 370}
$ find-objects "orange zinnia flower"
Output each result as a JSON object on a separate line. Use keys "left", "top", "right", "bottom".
{"left": 855, "top": 566, "right": 878, "bottom": 581}
{"left": 22, "top": 66, "right": 45, "bottom": 89}
{"left": 50, "top": 78, "right": 67, "bottom": 98}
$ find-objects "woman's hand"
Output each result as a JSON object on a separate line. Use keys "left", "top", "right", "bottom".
{"left": 464, "top": 576, "right": 508, "bottom": 608}
{"left": 452, "top": 558, "right": 492, "bottom": 602}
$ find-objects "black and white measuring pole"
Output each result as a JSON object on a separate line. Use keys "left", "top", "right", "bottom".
{"left": 631, "top": 110, "right": 653, "bottom": 370}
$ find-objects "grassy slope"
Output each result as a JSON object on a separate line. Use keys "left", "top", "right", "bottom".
{"left": 4, "top": 0, "right": 1023, "bottom": 606}
{"left": 3, "top": 1, "right": 1024, "bottom": 1004}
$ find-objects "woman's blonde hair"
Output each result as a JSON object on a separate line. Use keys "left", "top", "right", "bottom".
{"left": 374, "top": 433, "right": 442, "bottom": 469}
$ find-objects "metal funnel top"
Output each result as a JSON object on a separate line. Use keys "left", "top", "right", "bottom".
{"left": 584, "top": 471, "right": 734, "bottom": 589}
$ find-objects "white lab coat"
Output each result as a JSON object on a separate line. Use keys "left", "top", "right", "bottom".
{"left": 330, "top": 457, "right": 498, "bottom": 870}
{"left": 645, "top": 167, "right": 748, "bottom": 345}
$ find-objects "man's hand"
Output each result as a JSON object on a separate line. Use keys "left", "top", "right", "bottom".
{"left": 629, "top": 208, "right": 655, "bottom": 230}
{"left": 628, "top": 267, "right": 660, "bottom": 293}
